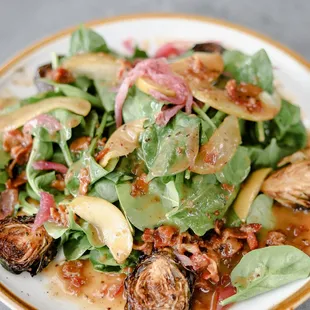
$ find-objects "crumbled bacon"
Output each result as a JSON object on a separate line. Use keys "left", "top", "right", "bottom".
{"left": 47, "top": 67, "right": 75, "bottom": 84}
{"left": 70, "top": 136, "right": 91, "bottom": 153}
{"left": 0, "top": 189, "right": 18, "bottom": 220}
{"left": 50, "top": 204, "right": 70, "bottom": 227}
{"left": 95, "top": 147, "right": 110, "bottom": 162}
{"left": 5, "top": 171, "right": 27, "bottom": 189}
{"left": 78, "top": 168, "right": 90, "bottom": 196}
{"left": 266, "top": 231, "right": 287, "bottom": 246}
{"left": 131, "top": 173, "right": 149, "bottom": 197}
{"left": 225, "top": 79, "right": 263, "bottom": 113}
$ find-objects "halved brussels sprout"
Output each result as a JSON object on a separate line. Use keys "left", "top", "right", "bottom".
{"left": 0, "top": 216, "right": 57, "bottom": 276}
{"left": 125, "top": 250, "right": 194, "bottom": 310}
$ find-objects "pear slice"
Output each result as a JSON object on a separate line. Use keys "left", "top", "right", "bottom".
{"left": 0, "top": 97, "right": 91, "bottom": 133}
{"left": 233, "top": 168, "right": 272, "bottom": 221}
{"left": 136, "top": 77, "right": 176, "bottom": 97}
{"left": 70, "top": 196, "right": 133, "bottom": 264}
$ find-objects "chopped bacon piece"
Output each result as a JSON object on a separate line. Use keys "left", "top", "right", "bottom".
{"left": 95, "top": 147, "right": 110, "bottom": 162}
{"left": 32, "top": 160, "right": 68, "bottom": 175}
{"left": 191, "top": 252, "right": 219, "bottom": 283}
{"left": 47, "top": 67, "right": 75, "bottom": 84}
{"left": 266, "top": 231, "right": 287, "bottom": 246}
{"left": 115, "top": 58, "right": 191, "bottom": 128}
{"left": 50, "top": 204, "right": 70, "bottom": 227}
{"left": 32, "top": 192, "right": 55, "bottom": 231}
{"left": 23, "top": 114, "right": 62, "bottom": 135}
{"left": 225, "top": 79, "right": 263, "bottom": 113}
{"left": 78, "top": 168, "right": 90, "bottom": 196}
{"left": 131, "top": 173, "right": 149, "bottom": 197}
{"left": 5, "top": 171, "right": 27, "bottom": 189}
{"left": 70, "top": 136, "right": 91, "bottom": 153}
{"left": 51, "top": 179, "right": 65, "bottom": 191}
{"left": 0, "top": 189, "right": 18, "bottom": 220}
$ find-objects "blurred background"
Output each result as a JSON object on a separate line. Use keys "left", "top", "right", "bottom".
{"left": 0, "top": 0, "right": 309, "bottom": 309}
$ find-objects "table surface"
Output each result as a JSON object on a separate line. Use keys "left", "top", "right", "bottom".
{"left": 0, "top": 0, "right": 309, "bottom": 309}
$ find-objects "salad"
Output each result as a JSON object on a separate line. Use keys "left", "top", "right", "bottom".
{"left": 0, "top": 25, "right": 310, "bottom": 310}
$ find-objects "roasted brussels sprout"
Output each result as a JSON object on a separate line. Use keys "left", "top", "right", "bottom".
{"left": 125, "top": 250, "right": 194, "bottom": 310}
{"left": 0, "top": 216, "right": 57, "bottom": 276}
{"left": 193, "top": 42, "right": 225, "bottom": 54}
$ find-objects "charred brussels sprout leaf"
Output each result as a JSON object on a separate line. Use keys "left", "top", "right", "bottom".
{"left": 0, "top": 216, "right": 57, "bottom": 276}
{"left": 125, "top": 251, "right": 194, "bottom": 310}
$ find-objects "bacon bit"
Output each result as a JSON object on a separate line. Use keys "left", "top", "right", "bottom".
{"left": 154, "top": 42, "right": 186, "bottom": 58}
{"left": 33, "top": 192, "right": 55, "bottom": 231}
{"left": 50, "top": 204, "right": 70, "bottom": 227}
{"left": 23, "top": 114, "right": 62, "bottom": 135}
{"left": 70, "top": 136, "right": 91, "bottom": 153}
{"left": 266, "top": 231, "right": 287, "bottom": 246}
{"left": 0, "top": 189, "right": 18, "bottom": 220}
{"left": 130, "top": 173, "right": 149, "bottom": 197}
{"left": 61, "top": 260, "right": 87, "bottom": 295}
{"left": 108, "top": 283, "right": 124, "bottom": 299}
{"left": 215, "top": 220, "right": 224, "bottom": 235}
{"left": 5, "top": 171, "right": 27, "bottom": 189}
{"left": 225, "top": 79, "right": 263, "bottom": 113}
{"left": 32, "top": 160, "right": 68, "bottom": 175}
{"left": 78, "top": 168, "right": 90, "bottom": 196}
{"left": 204, "top": 152, "right": 218, "bottom": 165}
{"left": 47, "top": 67, "right": 75, "bottom": 84}
{"left": 191, "top": 252, "right": 219, "bottom": 283}
{"left": 115, "top": 58, "right": 191, "bottom": 128}
{"left": 8, "top": 144, "right": 32, "bottom": 178}
{"left": 51, "top": 179, "right": 65, "bottom": 191}
{"left": 221, "top": 184, "right": 235, "bottom": 192}
{"left": 95, "top": 147, "right": 110, "bottom": 162}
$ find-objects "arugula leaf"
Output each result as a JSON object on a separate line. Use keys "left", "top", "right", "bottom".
{"left": 69, "top": 25, "right": 110, "bottom": 55}
{"left": 246, "top": 194, "right": 275, "bottom": 230}
{"left": 216, "top": 147, "right": 251, "bottom": 186}
{"left": 122, "top": 86, "right": 163, "bottom": 123}
{"left": 140, "top": 112, "right": 200, "bottom": 178}
{"left": 116, "top": 178, "right": 179, "bottom": 230}
{"left": 168, "top": 174, "right": 240, "bottom": 235}
{"left": 223, "top": 49, "right": 273, "bottom": 93}
{"left": 222, "top": 245, "right": 310, "bottom": 305}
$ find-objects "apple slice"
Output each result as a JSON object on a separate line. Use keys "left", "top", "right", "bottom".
{"left": 69, "top": 196, "right": 133, "bottom": 264}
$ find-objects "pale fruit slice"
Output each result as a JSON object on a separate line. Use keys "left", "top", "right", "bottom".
{"left": 62, "top": 53, "right": 126, "bottom": 83}
{"left": 192, "top": 86, "right": 281, "bottom": 121}
{"left": 136, "top": 77, "right": 176, "bottom": 97}
{"left": 99, "top": 118, "right": 146, "bottom": 167}
{"left": 233, "top": 168, "right": 272, "bottom": 221}
{"left": 69, "top": 196, "right": 133, "bottom": 264}
{"left": 0, "top": 97, "right": 91, "bottom": 133}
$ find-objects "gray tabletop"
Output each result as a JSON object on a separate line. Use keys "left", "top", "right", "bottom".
{"left": 0, "top": 0, "right": 309, "bottom": 309}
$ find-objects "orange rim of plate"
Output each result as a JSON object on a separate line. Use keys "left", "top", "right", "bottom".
{"left": 0, "top": 12, "right": 309, "bottom": 310}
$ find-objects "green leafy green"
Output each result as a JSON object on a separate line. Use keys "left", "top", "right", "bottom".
{"left": 128, "top": 46, "right": 148, "bottom": 60}
{"left": 0, "top": 170, "right": 8, "bottom": 184}
{"left": 222, "top": 246, "right": 310, "bottom": 305}
{"left": 122, "top": 86, "right": 163, "bottom": 123}
{"left": 69, "top": 25, "right": 110, "bottom": 55}
{"left": 246, "top": 194, "right": 275, "bottom": 230}
{"left": 63, "top": 232, "right": 92, "bottom": 260}
{"left": 223, "top": 49, "right": 273, "bottom": 93}
{"left": 168, "top": 174, "right": 239, "bottom": 235}
{"left": 88, "top": 178, "right": 118, "bottom": 203}
{"left": 140, "top": 112, "right": 200, "bottom": 178}
{"left": 116, "top": 178, "right": 179, "bottom": 230}
{"left": 0, "top": 150, "right": 10, "bottom": 169}
{"left": 94, "top": 80, "right": 116, "bottom": 112}
{"left": 216, "top": 147, "right": 251, "bottom": 186}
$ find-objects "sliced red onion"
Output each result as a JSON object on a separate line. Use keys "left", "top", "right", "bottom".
{"left": 32, "top": 160, "right": 68, "bottom": 174}
{"left": 32, "top": 192, "right": 55, "bottom": 231}
{"left": 23, "top": 114, "right": 62, "bottom": 135}
{"left": 155, "top": 105, "right": 184, "bottom": 126}
{"left": 0, "top": 189, "right": 18, "bottom": 220}
{"left": 123, "top": 38, "right": 134, "bottom": 53}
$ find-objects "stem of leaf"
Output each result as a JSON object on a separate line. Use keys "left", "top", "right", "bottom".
{"left": 89, "top": 112, "right": 109, "bottom": 155}
{"left": 212, "top": 111, "right": 227, "bottom": 126}
{"left": 60, "top": 140, "right": 73, "bottom": 167}
{"left": 193, "top": 104, "right": 216, "bottom": 130}
{"left": 202, "top": 104, "right": 210, "bottom": 113}
{"left": 257, "top": 121, "right": 265, "bottom": 143}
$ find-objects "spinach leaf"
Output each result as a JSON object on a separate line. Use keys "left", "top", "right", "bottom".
{"left": 0, "top": 170, "right": 8, "bottom": 184}
{"left": 222, "top": 245, "right": 310, "bottom": 305}
{"left": 90, "top": 247, "right": 140, "bottom": 273}
{"left": 94, "top": 80, "right": 116, "bottom": 112}
{"left": 88, "top": 178, "right": 118, "bottom": 203}
{"left": 18, "top": 191, "right": 38, "bottom": 215}
{"left": 246, "top": 194, "right": 275, "bottom": 230}
{"left": 26, "top": 137, "right": 53, "bottom": 199}
{"left": 69, "top": 25, "right": 110, "bottom": 55}
{"left": 116, "top": 178, "right": 179, "bottom": 230}
{"left": 128, "top": 46, "right": 148, "bottom": 60}
{"left": 22, "top": 91, "right": 61, "bottom": 104}
{"left": 79, "top": 110, "right": 99, "bottom": 137}
{"left": 0, "top": 149, "right": 10, "bottom": 169}
{"left": 223, "top": 49, "right": 273, "bottom": 93}
{"left": 216, "top": 147, "right": 251, "bottom": 186}
{"left": 74, "top": 76, "right": 92, "bottom": 92}
{"left": 140, "top": 112, "right": 200, "bottom": 178}
{"left": 225, "top": 207, "right": 242, "bottom": 228}
{"left": 44, "top": 221, "right": 68, "bottom": 239}
{"left": 168, "top": 174, "right": 239, "bottom": 235}
{"left": 63, "top": 232, "right": 92, "bottom": 260}
{"left": 122, "top": 86, "right": 163, "bottom": 123}
{"left": 42, "top": 80, "right": 102, "bottom": 108}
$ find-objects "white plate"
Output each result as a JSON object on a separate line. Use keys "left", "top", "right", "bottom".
{"left": 0, "top": 13, "right": 309, "bottom": 310}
